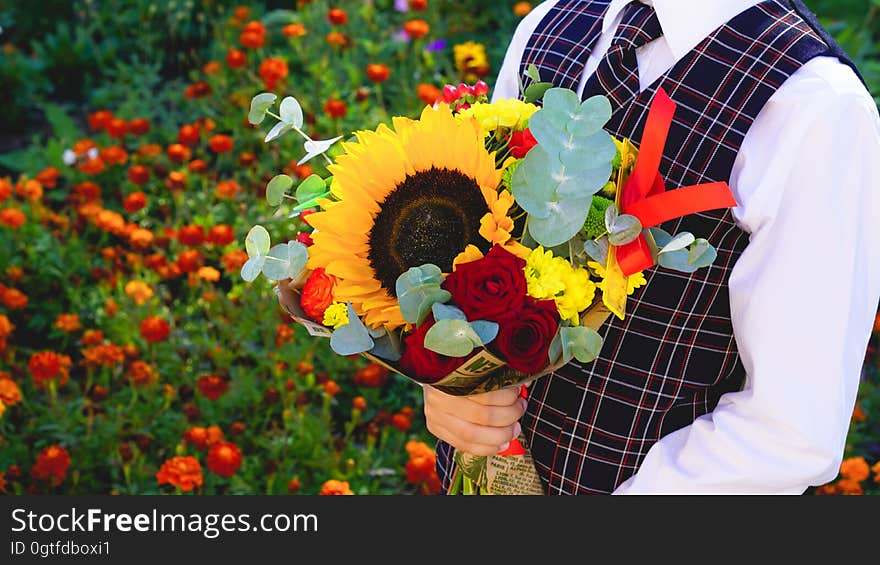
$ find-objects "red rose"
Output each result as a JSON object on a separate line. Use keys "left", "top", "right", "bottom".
{"left": 494, "top": 298, "right": 559, "bottom": 374}
{"left": 300, "top": 268, "right": 336, "bottom": 323}
{"left": 509, "top": 128, "right": 538, "bottom": 158}
{"left": 442, "top": 245, "right": 528, "bottom": 323}
{"left": 399, "top": 316, "right": 468, "bottom": 383}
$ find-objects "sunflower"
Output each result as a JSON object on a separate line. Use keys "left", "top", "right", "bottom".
{"left": 306, "top": 104, "right": 513, "bottom": 329}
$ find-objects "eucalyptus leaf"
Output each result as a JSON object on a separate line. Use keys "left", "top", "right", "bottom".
{"left": 395, "top": 264, "right": 445, "bottom": 296}
{"left": 330, "top": 304, "right": 374, "bottom": 356}
{"left": 657, "top": 250, "right": 699, "bottom": 273}
{"left": 607, "top": 214, "right": 643, "bottom": 246}
{"left": 369, "top": 332, "right": 402, "bottom": 362}
{"left": 469, "top": 320, "right": 499, "bottom": 347}
{"left": 688, "top": 239, "right": 717, "bottom": 268}
{"left": 296, "top": 174, "right": 327, "bottom": 203}
{"left": 604, "top": 204, "right": 619, "bottom": 233}
{"left": 424, "top": 319, "right": 482, "bottom": 357}
{"left": 432, "top": 302, "right": 467, "bottom": 321}
{"left": 298, "top": 136, "right": 344, "bottom": 166}
{"left": 261, "top": 241, "right": 309, "bottom": 281}
{"left": 510, "top": 147, "right": 560, "bottom": 219}
{"left": 649, "top": 227, "right": 674, "bottom": 249}
{"left": 240, "top": 255, "right": 266, "bottom": 282}
{"left": 245, "top": 225, "right": 271, "bottom": 258}
{"left": 279, "top": 96, "right": 304, "bottom": 129}
{"left": 398, "top": 285, "right": 452, "bottom": 325}
{"left": 548, "top": 330, "right": 565, "bottom": 366}
{"left": 559, "top": 326, "right": 604, "bottom": 364}
{"left": 660, "top": 232, "right": 696, "bottom": 254}
{"left": 583, "top": 236, "right": 610, "bottom": 266}
{"left": 248, "top": 92, "right": 277, "bottom": 125}
{"left": 541, "top": 88, "right": 582, "bottom": 131}
{"left": 528, "top": 196, "right": 592, "bottom": 248}
{"left": 266, "top": 174, "right": 294, "bottom": 207}
{"left": 567, "top": 95, "right": 613, "bottom": 137}
{"left": 559, "top": 130, "right": 616, "bottom": 173}
{"left": 265, "top": 120, "right": 294, "bottom": 143}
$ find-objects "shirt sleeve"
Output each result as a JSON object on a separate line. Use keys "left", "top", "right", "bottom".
{"left": 613, "top": 60, "right": 880, "bottom": 494}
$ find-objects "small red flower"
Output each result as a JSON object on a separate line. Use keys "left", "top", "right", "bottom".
{"left": 30, "top": 445, "right": 71, "bottom": 487}
{"left": 206, "top": 442, "right": 243, "bottom": 478}
{"left": 156, "top": 456, "right": 203, "bottom": 492}
{"left": 208, "top": 134, "right": 234, "bottom": 154}
{"left": 140, "top": 316, "right": 170, "bottom": 343}
{"left": 197, "top": 375, "right": 229, "bottom": 400}
{"left": 365, "top": 64, "right": 390, "bottom": 83}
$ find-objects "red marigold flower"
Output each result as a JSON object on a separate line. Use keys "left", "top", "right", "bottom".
{"left": 166, "top": 144, "right": 192, "bottom": 163}
{"left": 127, "top": 360, "right": 158, "bottom": 387}
{"left": 127, "top": 164, "right": 151, "bottom": 186}
{"left": 226, "top": 48, "right": 247, "bottom": 69}
{"left": 81, "top": 343, "right": 125, "bottom": 368}
{"left": 78, "top": 156, "right": 106, "bottom": 176}
{"left": 127, "top": 118, "right": 151, "bottom": 136}
{"left": 184, "top": 81, "right": 212, "bottom": 100}
{"left": 353, "top": 362, "right": 389, "bottom": 388}
{"left": 35, "top": 166, "right": 61, "bottom": 189}
{"left": 1, "top": 286, "right": 28, "bottom": 309}
{"left": 53, "top": 313, "right": 81, "bottom": 333}
{"left": 30, "top": 445, "right": 71, "bottom": 487}
{"left": 300, "top": 268, "right": 337, "bottom": 323}
{"left": 221, "top": 249, "right": 248, "bottom": 273}
{"left": 215, "top": 179, "right": 241, "bottom": 200}
{"left": 327, "top": 8, "right": 347, "bottom": 25}
{"left": 28, "top": 351, "right": 72, "bottom": 389}
{"left": 283, "top": 23, "right": 307, "bottom": 38}
{"left": 207, "top": 225, "right": 235, "bottom": 246}
{"left": 176, "top": 249, "right": 204, "bottom": 273}
{"left": 156, "top": 456, "right": 203, "bottom": 492}
{"left": 0, "top": 178, "right": 11, "bottom": 202}
{"left": 207, "top": 442, "right": 243, "bottom": 478}
{"left": 325, "top": 31, "right": 351, "bottom": 48}
{"left": 416, "top": 83, "right": 442, "bottom": 105}
{"left": 319, "top": 479, "right": 353, "bottom": 495}
{"left": 287, "top": 477, "right": 302, "bottom": 494}
{"left": 82, "top": 329, "right": 104, "bottom": 346}
{"left": 239, "top": 21, "right": 266, "bottom": 49}
{"left": 259, "top": 57, "right": 289, "bottom": 90}
{"left": 0, "top": 208, "right": 26, "bottom": 229}
{"left": 323, "top": 98, "right": 347, "bottom": 119}
{"left": 123, "top": 191, "right": 148, "bottom": 213}
{"left": 391, "top": 412, "right": 412, "bottom": 431}
{"left": 197, "top": 374, "right": 229, "bottom": 400}
{"left": 403, "top": 19, "right": 430, "bottom": 39}
{"left": 409, "top": 0, "right": 428, "bottom": 10}
{"left": 365, "top": 63, "right": 390, "bottom": 83}
{"left": 88, "top": 110, "right": 113, "bottom": 131}
{"left": 177, "top": 124, "right": 201, "bottom": 147}
{"left": 323, "top": 380, "right": 340, "bottom": 397}
{"left": 208, "top": 134, "right": 234, "bottom": 154}
{"left": 184, "top": 425, "right": 225, "bottom": 450}
{"left": 106, "top": 118, "right": 128, "bottom": 138}
{"left": 140, "top": 316, "right": 170, "bottom": 343}
{"left": 177, "top": 225, "right": 205, "bottom": 246}
{"left": 352, "top": 396, "right": 367, "bottom": 411}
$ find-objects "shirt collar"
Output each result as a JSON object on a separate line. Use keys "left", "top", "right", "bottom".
{"left": 602, "top": 0, "right": 765, "bottom": 60}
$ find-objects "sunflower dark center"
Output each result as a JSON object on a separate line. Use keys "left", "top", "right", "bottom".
{"left": 369, "top": 167, "right": 491, "bottom": 296}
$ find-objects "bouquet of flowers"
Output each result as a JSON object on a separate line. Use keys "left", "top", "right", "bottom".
{"left": 242, "top": 66, "right": 736, "bottom": 494}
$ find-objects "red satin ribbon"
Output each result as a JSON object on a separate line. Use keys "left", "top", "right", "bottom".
{"left": 616, "top": 88, "right": 738, "bottom": 276}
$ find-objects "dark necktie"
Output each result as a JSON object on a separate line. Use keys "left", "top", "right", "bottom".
{"left": 581, "top": 1, "right": 664, "bottom": 107}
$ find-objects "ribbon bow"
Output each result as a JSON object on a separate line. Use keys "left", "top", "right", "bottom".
{"left": 615, "top": 88, "right": 738, "bottom": 277}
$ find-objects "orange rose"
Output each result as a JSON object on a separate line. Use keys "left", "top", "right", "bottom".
{"left": 300, "top": 268, "right": 337, "bottom": 323}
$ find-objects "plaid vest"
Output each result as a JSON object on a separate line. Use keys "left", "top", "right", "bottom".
{"left": 436, "top": 0, "right": 859, "bottom": 494}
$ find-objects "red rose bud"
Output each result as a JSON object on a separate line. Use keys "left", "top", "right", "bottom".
{"left": 509, "top": 128, "right": 538, "bottom": 158}
{"left": 300, "top": 268, "right": 336, "bottom": 323}
{"left": 494, "top": 298, "right": 559, "bottom": 374}
{"left": 441, "top": 245, "right": 528, "bottom": 324}
{"left": 398, "top": 316, "right": 468, "bottom": 383}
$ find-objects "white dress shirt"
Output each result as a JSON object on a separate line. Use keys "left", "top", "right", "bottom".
{"left": 494, "top": 0, "right": 880, "bottom": 494}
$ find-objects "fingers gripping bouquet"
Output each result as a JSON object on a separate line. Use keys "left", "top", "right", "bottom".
{"left": 243, "top": 67, "right": 736, "bottom": 495}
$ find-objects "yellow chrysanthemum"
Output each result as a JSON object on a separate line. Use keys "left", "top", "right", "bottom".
{"left": 322, "top": 302, "right": 349, "bottom": 329}
{"left": 557, "top": 267, "right": 596, "bottom": 325}
{"left": 458, "top": 99, "right": 539, "bottom": 134}
{"left": 588, "top": 261, "right": 647, "bottom": 295}
{"left": 525, "top": 247, "right": 597, "bottom": 325}
{"left": 306, "top": 104, "right": 509, "bottom": 330}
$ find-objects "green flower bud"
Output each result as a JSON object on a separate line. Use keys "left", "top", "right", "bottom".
{"left": 583, "top": 195, "right": 614, "bottom": 240}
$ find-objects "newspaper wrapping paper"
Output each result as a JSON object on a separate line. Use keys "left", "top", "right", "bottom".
{"left": 276, "top": 281, "right": 613, "bottom": 495}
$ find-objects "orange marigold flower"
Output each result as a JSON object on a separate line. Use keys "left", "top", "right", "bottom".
{"left": 233, "top": 6, "right": 250, "bottom": 20}
{"left": 93, "top": 209, "right": 126, "bottom": 235}
{"left": 207, "top": 225, "right": 235, "bottom": 246}
{"left": 871, "top": 460, "right": 880, "bottom": 483}
{"left": 365, "top": 63, "right": 390, "bottom": 83}
{"left": 167, "top": 143, "right": 192, "bottom": 163}
{"left": 0, "top": 376, "right": 22, "bottom": 406}
{"left": 71, "top": 181, "right": 101, "bottom": 204}
{"left": 207, "top": 442, "right": 243, "bottom": 478}
{"left": 197, "top": 266, "right": 221, "bottom": 282}
{"left": 16, "top": 179, "right": 42, "bottom": 202}
{"left": 1, "top": 286, "right": 28, "bottom": 309}
{"left": 100, "top": 145, "right": 128, "bottom": 165}
{"left": 202, "top": 60, "right": 221, "bottom": 75}
{"left": 208, "top": 134, "right": 234, "bottom": 154}
{"left": 165, "top": 171, "right": 188, "bottom": 191}
{"left": 352, "top": 396, "right": 367, "bottom": 411}
{"left": 287, "top": 477, "right": 302, "bottom": 494}
{"left": 82, "top": 329, "right": 104, "bottom": 346}
{"left": 137, "top": 143, "right": 163, "bottom": 157}
{"left": 836, "top": 478, "right": 863, "bottom": 495}
{"left": 0, "top": 178, "right": 11, "bottom": 202}
{"left": 405, "top": 440, "right": 440, "bottom": 492}
{"left": 327, "top": 8, "right": 347, "bottom": 25}
{"left": 106, "top": 117, "right": 128, "bottom": 138}
{"left": 391, "top": 412, "right": 411, "bottom": 431}
{"left": 319, "top": 479, "right": 353, "bottom": 495}
{"left": 29, "top": 351, "right": 72, "bottom": 389}
{"left": 81, "top": 343, "right": 125, "bottom": 368}
{"left": 197, "top": 374, "right": 229, "bottom": 400}
{"left": 403, "top": 19, "right": 430, "bottom": 39}
{"left": 0, "top": 314, "right": 14, "bottom": 339}
{"left": 0, "top": 208, "right": 26, "bottom": 229}
{"left": 127, "top": 360, "right": 158, "bottom": 387}
{"left": 215, "top": 179, "right": 241, "bottom": 200}
{"left": 128, "top": 117, "right": 151, "bottom": 135}
{"left": 323, "top": 380, "right": 341, "bottom": 397}
{"left": 513, "top": 1, "right": 532, "bottom": 16}
{"left": 353, "top": 363, "right": 389, "bottom": 388}
{"left": 239, "top": 21, "right": 266, "bottom": 49}
{"left": 221, "top": 249, "right": 248, "bottom": 273}
{"left": 184, "top": 81, "right": 212, "bottom": 100}
{"left": 127, "top": 165, "right": 151, "bottom": 186}
{"left": 323, "top": 99, "right": 347, "bottom": 119}
{"left": 852, "top": 403, "right": 867, "bottom": 423}
{"left": 259, "top": 57, "right": 289, "bottom": 90}
{"left": 30, "top": 445, "right": 71, "bottom": 487}
{"left": 178, "top": 225, "right": 205, "bottom": 246}
{"left": 226, "top": 48, "right": 247, "bottom": 69}
{"left": 283, "top": 23, "right": 307, "bottom": 38}
{"left": 184, "top": 425, "right": 225, "bottom": 450}
{"left": 177, "top": 124, "right": 201, "bottom": 147}
{"left": 325, "top": 31, "right": 350, "bottom": 48}
{"left": 129, "top": 228, "right": 155, "bottom": 251}
{"left": 176, "top": 249, "right": 204, "bottom": 273}
{"left": 417, "top": 83, "right": 441, "bottom": 105}
{"left": 840, "top": 456, "right": 870, "bottom": 482}
{"left": 140, "top": 316, "right": 170, "bottom": 343}
{"left": 124, "top": 191, "right": 148, "bottom": 214}
{"left": 156, "top": 456, "right": 203, "bottom": 492}
{"left": 53, "top": 313, "right": 81, "bottom": 332}
{"left": 89, "top": 110, "right": 114, "bottom": 131}
{"left": 6, "top": 266, "right": 24, "bottom": 281}
{"left": 72, "top": 138, "right": 98, "bottom": 157}
{"left": 36, "top": 166, "right": 61, "bottom": 189}
{"left": 275, "top": 324, "right": 295, "bottom": 347}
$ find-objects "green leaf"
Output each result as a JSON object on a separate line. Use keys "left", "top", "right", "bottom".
{"left": 245, "top": 225, "right": 271, "bottom": 258}
{"left": 567, "top": 95, "right": 612, "bottom": 137}
{"left": 240, "top": 256, "right": 266, "bottom": 282}
{"left": 248, "top": 93, "right": 278, "bottom": 125}
{"left": 541, "top": 88, "right": 582, "bottom": 131}
{"left": 266, "top": 174, "right": 294, "bottom": 207}
{"left": 688, "top": 239, "right": 717, "bottom": 268}
{"left": 583, "top": 236, "right": 610, "bottom": 266}
{"left": 524, "top": 81, "right": 553, "bottom": 103}
{"left": 398, "top": 285, "right": 452, "bottom": 325}
{"left": 528, "top": 196, "right": 592, "bottom": 248}
{"left": 525, "top": 63, "right": 542, "bottom": 83}
{"left": 607, "top": 214, "right": 643, "bottom": 246}
{"left": 560, "top": 326, "right": 604, "bottom": 364}
{"left": 261, "top": 241, "right": 309, "bottom": 281}
{"left": 395, "top": 264, "right": 445, "bottom": 295}
{"left": 469, "top": 320, "right": 499, "bottom": 346}
{"left": 660, "top": 232, "right": 695, "bottom": 254}
{"left": 295, "top": 174, "right": 327, "bottom": 203}
{"left": 44, "top": 103, "right": 81, "bottom": 142}
{"left": 510, "top": 146, "right": 560, "bottom": 219}
{"left": 432, "top": 303, "right": 467, "bottom": 321}
{"left": 279, "top": 96, "right": 304, "bottom": 129}
{"left": 423, "top": 319, "right": 483, "bottom": 357}
{"left": 330, "top": 304, "right": 374, "bottom": 355}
